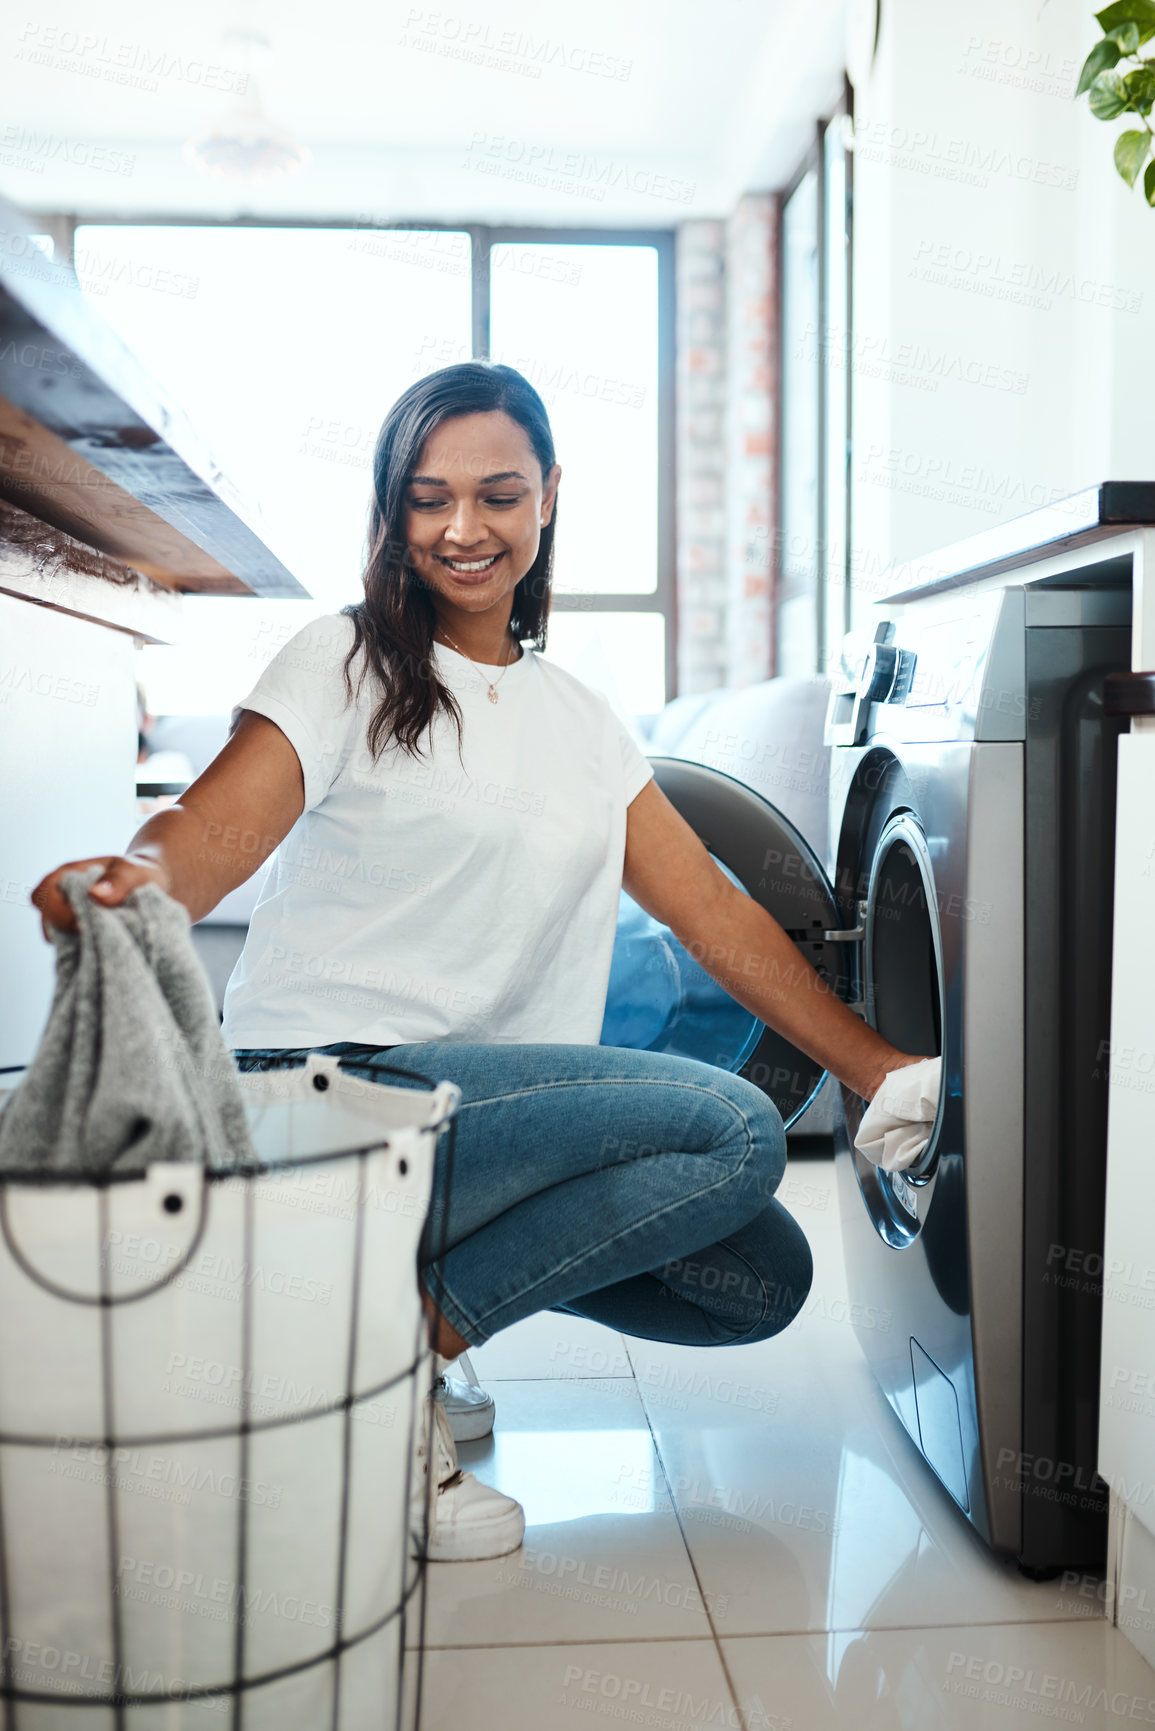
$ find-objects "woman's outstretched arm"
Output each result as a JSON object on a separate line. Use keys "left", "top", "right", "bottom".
{"left": 622, "top": 779, "right": 922, "bottom": 1103}
{"left": 32, "top": 711, "right": 305, "bottom": 934}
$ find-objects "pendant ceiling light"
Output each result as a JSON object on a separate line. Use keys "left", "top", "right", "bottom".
{"left": 183, "top": 26, "right": 310, "bottom": 184}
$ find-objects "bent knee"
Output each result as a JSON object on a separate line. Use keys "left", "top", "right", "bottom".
{"left": 724, "top": 1215, "right": 814, "bottom": 1347}
{"left": 751, "top": 1225, "right": 814, "bottom": 1342}
{"left": 719, "top": 1078, "right": 787, "bottom": 1203}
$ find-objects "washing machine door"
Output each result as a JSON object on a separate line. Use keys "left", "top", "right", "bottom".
{"left": 600, "top": 757, "right": 848, "bottom": 1129}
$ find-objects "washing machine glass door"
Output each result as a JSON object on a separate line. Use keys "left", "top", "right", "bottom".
{"left": 851, "top": 808, "right": 948, "bottom": 1233}
{"left": 600, "top": 757, "right": 847, "bottom": 1130}
{"left": 864, "top": 814, "right": 944, "bottom": 1065}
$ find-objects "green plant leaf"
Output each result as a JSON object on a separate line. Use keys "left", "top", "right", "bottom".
{"left": 1110, "top": 20, "right": 1143, "bottom": 49}
{"left": 1115, "top": 127, "right": 1151, "bottom": 182}
{"left": 1144, "top": 157, "right": 1155, "bottom": 200}
{"left": 1125, "top": 63, "right": 1155, "bottom": 108}
{"left": 1089, "top": 69, "right": 1132, "bottom": 115}
{"left": 1096, "top": 0, "right": 1155, "bottom": 44}
{"left": 1078, "top": 36, "right": 1124, "bottom": 92}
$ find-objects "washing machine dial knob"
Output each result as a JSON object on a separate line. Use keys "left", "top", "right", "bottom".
{"left": 860, "top": 643, "right": 899, "bottom": 702}
{"left": 859, "top": 644, "right": 916, "bottom": 705}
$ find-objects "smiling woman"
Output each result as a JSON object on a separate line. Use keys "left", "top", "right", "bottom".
{"left": 33, "top": 358, "right": 919, "bottom": 1567}
{"left": 343, "top": 364, "right": 560, "bottom": 755}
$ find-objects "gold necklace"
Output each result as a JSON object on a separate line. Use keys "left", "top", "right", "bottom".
{"left": 436, "top": 628, "right": 519, "bottom": 704}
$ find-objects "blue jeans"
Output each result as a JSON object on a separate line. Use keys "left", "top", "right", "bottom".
{"left": 232, "top": 1042, "right": 813, "bottom": 1350}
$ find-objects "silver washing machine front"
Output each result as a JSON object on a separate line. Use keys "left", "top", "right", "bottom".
{"left": 826, "top": 577, "right": 1132, "bottom": 1574}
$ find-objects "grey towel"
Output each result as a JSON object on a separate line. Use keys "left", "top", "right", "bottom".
{"left": 0, "top": 867, "right": 255, "bottom": 1176}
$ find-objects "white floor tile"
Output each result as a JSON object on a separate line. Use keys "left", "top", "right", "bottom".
{"left": 410, "top": 1637, "right": 736, "bottom": 1731}
{"left": 468, "top": 1310, "right": 633, "bottom": 1380}
{"left": 415, "top": 1151, "right": 1121, "bottom": 1664}
{"left": 415, "top": 1379, "right": 713, "bottom": 1647}
{"left": 626, "top": 1200, "right": 1100, "bottom": 1636}
{"left": 722, "top": 1620, "right": 1155, "bottom": 1729}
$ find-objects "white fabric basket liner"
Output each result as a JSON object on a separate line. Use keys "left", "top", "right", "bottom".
{"left": 0, "top": 1053, "right": 458, "bottom": 1726}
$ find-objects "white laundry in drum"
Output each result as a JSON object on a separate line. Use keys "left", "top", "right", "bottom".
{"left": 854, "top": 1056, "right": 942, "bottom": 1172}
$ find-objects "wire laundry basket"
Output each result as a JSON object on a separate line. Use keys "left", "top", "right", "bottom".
{"left": 0, "top": 1049, "right": 458, "bottom": 1730}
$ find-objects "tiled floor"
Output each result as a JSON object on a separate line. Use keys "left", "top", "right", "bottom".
{"left": 412, "top": 1154, "right": 1155, "bottom": 1728}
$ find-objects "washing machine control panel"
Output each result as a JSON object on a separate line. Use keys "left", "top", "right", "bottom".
{"left": 825, "top": 588, "right": 1015, "bottom": 748}
{"left": 825, "top": 624, "right": 913, "bottom": 746}
{"left": 859, "top": 642, "right": 918, "bottom": 706}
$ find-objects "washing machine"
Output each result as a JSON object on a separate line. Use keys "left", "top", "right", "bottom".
{"left": 823, "top": 572, "right": 1131, "bottom": 1574}
{"left": 602, "top": 569, "right": 1130, "bottom": 1574}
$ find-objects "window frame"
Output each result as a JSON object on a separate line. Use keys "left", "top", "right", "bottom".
{"left": 775, "top": 139, "right": 822, "bottom": 678}
{"left": 479, "top": 226, "right": 676, "bottom": 705}
{"left": 774, "top": 78, "right": 854, "bottom": 678}
{"left": 43, "top": 211, "right": 677, "bottom": 702}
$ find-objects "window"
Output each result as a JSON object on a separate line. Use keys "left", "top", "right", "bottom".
{"left": 486, "top": 234, "right": 671, "bottom": 721}
{"left": 777, "top": 165, "right": 820, "bottom": 679}
{"left": 72, "top": 222, "right": 673, "bottom": 723}
{"left": 776, "top": 89, "right": 854, "bottom": 679}
{"left": 821, "top": 112, "right": 852, "bottom": 675}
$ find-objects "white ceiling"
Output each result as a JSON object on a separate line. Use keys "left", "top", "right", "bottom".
{"left": 0, "top": 0, "right": 850, "bottom": 222}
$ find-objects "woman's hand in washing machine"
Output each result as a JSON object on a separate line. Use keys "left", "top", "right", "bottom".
{"left": 32, "top": 854, "right": 173, "bottom": 937}
{"left": 855, "top": 1053, "right": 943, "bottom": 1170}
{"left": 624, "top": 783, "right": 938, "bottom": 1104}
{"left": 859, "top": 1048, "right": 936, "bottom": 1104}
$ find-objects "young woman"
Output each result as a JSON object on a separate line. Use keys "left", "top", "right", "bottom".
{"left": 34, "top": 362, "right": 922, "bottom": 1563}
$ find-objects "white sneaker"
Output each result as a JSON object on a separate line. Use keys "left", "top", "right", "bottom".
{"left": 412, "top": 1396, "right": 524, "bottom": 1563}
{"left": 433, "top": 1349, "right": 497, "bottom": 1442}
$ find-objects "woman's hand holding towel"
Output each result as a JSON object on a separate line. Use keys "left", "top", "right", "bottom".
{"left": 854, "top": 1056, "right": 942, "bottom": 1172}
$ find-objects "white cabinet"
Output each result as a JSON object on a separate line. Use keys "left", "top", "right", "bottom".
{"left": 0, "top": 592, "right": 138, "bottom": 1068}
{"left": 1098, "top": 540, "right": 1155, "bottom": 1659}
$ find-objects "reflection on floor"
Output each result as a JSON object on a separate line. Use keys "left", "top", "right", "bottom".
{"left": 412, "top": 1153, "right": 1155, "bottom": 1728}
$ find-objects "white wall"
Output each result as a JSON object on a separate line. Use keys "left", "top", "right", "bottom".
{"left": 1099, "top": 544, "right": 1155, "bottom": 1654}
{"left": 849, "top": 1, "right": 1155, "bottom": 1654}
{"left": 0, "top": 592, "right": 138, "bottom": 1069}
{"left": 848, "top": 0, "right": 1155, "bottom": 607}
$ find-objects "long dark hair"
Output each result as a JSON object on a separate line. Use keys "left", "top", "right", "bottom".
{"left": 341, "top": 361, "right": 557, "bottom": 759}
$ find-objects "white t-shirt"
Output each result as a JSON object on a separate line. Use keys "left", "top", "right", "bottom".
{"left": 219, "top": 612, "right": 654, "bottom": 1049}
